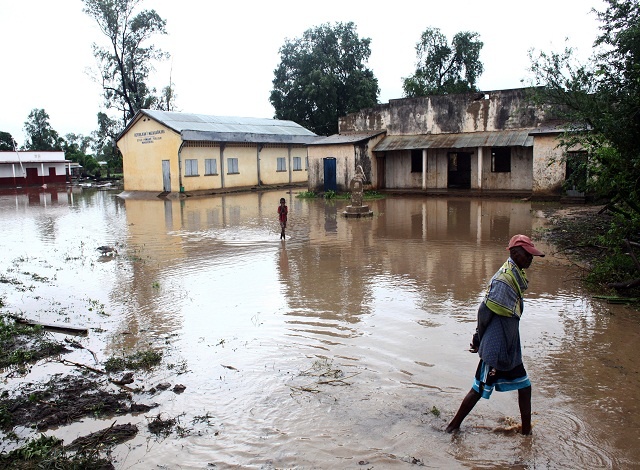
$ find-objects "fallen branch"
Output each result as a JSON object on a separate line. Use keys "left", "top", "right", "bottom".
{"left": 59, "top": 358, "right": 105, "bottom": 375}
{"left": 288, "top": 385, "right": 320, "bottom": 393}
{"left": 605, "top": 278, "right": 640, "bottom": 291}
{"left": 317, "top": 372, "right": 361, "bottom": 385}
{"left": 68, "top": 421, "right": 138, "bottom": 451}
{"left": 64, "top": 338, "right": 99, "bottom": 364}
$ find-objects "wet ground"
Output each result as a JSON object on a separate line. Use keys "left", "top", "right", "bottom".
{"left": 0, "top": 186, "right": 639, "bottom": 469}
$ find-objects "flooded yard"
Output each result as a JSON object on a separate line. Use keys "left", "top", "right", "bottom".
{"left": 1, "top": 187, "right": 639, "bottom": 469}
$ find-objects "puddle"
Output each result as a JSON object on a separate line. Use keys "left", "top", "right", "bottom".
{"left": 0, "top": 187, "right": 637, "bottom": 468}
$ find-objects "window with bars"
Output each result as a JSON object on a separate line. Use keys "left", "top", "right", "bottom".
{"left": 205, "top": 158, "right": 217, "bottom": 175}
{"left": 185, "top": 159, "right": 198, "bottom": 176}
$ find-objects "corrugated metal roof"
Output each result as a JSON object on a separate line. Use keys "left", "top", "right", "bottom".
{"left": 0, "top": 151, "right": 68, "bottom": 164}
{"left": 141, "top": 110, "right": 317, "bottom": 144}
{"left": 373, "top": 130, "right": 534, "bottom": 152}
{"left": 308, "top": 131, "right": 386, "bottom": 146}
{"left": 181, "top": 130, "right": 320, "bottom": 145}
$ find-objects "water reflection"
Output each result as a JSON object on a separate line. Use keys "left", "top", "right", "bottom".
{"left": 0, "top": 188, "right": 637, "bottom": 469}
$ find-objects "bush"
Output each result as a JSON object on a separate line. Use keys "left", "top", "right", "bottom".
{"left": 296, "top": 190, "right": 316, "bottom": 198}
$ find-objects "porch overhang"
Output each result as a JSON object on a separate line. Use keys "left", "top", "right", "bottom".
{"left": 373, "top": 129, "right": 535, "bottom": 152}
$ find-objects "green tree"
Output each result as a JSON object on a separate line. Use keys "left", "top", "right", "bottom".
{"left": 528, "top": 0, "right": 640, "bottom": 290}
{"left": 62, "top": 133, "right": 102, "bottom": 177}
{"left": 270, "top": 22, "right": 379, "bottom": 136}
{"left": 0, "top": 131, "right": 17, "bottom": 151}
{"left": 157, "top": 68, "right": 178, "bottom": 112}
{"left": 92, "top": 112, "right": 122, "bottom": 176}
{"left": 82, "top": 0, "right": 169, "bottom": 126}
{"left": 65, "top": 133, "right": 94, "bottom": 155}
{"left": 403, "top": 27, "right": 484, "bottom": 97}
{"left": 22, "top": 109, "right": 63, "bottom": 151}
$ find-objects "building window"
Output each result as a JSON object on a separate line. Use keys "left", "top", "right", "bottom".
{"left": 491, "top": 147, "right": 511, "bottom": 172}
{"left": 411, "top": 149, "right": 423, "bottom": 173}
{"left": 185, "top": 159, "right": 198, "bottom": 176}
{"left": 293, "top": 157, "right": 302, "bottom": 171}
{"left": 205, "top": 159, "right": 218, "bottom": 175}
{"left": 227, "top": 157, "right": 239, "bottom": 174}
{"left": 305, "top": 156, "right": 309, "bottom": 171}
{"left": 277, "top": 157, "right": 286, "bottom": 172}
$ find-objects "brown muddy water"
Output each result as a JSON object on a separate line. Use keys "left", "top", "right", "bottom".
{"left": 0, "top": 187, "right": 639, "bottom": 469}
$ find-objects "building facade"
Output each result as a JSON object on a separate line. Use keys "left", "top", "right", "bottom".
{"left": 117, "top": 110, "right": 318, "bottom": 196}
{"left": 0, "top": 151, "right": 69, "bottom": 188}
{"left": 308, "top": 88, "right": 570, "bottom": 197}
{"left": 306, "top": 132, "right": 385, "bottom": 193}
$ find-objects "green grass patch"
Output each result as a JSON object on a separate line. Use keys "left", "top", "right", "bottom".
{"left": 0, "top": 315, "right": 67, "bottom": 369}
{"left": 0, "top": 434, "right": 113, "bottom": 469}
{"left": 104, "top": 349, "right": 162, "bottom": 372}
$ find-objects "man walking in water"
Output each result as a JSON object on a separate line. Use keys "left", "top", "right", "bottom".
{"left": 446, "top": 234, "right": 544, "bottom": 435}
{"left": 278, "top": 197, "right": 288, "bottom": 240}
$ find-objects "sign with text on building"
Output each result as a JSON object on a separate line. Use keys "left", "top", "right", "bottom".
{"left": 135, "top": 129, "right": 165, "bottom": 144}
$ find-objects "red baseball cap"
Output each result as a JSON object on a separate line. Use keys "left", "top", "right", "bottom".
{"left": 507, "top": 234, "right": 545, "bottom": 257}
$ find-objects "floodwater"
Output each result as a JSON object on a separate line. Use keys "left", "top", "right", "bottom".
{"left": 0, "top": 186, "right": 639, "bottom": 469}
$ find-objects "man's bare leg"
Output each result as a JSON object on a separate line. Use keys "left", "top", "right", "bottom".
{"left": 446, "top": 389, "right": 481, "bottom": 433}
{"left": 518, "top": 386, "right": 532, "bottom": 435}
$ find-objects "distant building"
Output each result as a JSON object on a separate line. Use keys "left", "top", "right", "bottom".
{"left": 308, "top": 88, "right": 574, "bottom": 198}
{"left": 0, "top": 151, "right": 69, "bottom": 188}
{"left": 68, "top": 162, "right": 83, "bottom": 179}
{"left": 117, "top": 110, "right": 319, "bottom": 196}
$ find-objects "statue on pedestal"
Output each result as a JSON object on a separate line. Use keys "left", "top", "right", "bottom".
{"left": 343, "top": 165, "right": 373, "bottom": 218}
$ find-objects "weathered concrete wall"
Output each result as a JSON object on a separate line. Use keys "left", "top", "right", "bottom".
{"left": 385, "top": 150, "right": 417, "bottom": 189}
{"left": 307, "top": 144, "right": 354, "bottom": 192}
{"left": 382, "top": 145, "right": 534, "bottom": 190}
{"left": 307, "top": 134, "right": 384, "bottom": 192}
{"left": 532, "top": 134, "right": 565, "bottom": 194}
{"left": 340, "top": 88, "right": 548, "bottom": 135}
{"left": 339, "top": 103, "right": 391, "bottom": 133}
{"left": 481, "top": 147, "right": 533, "bottom": 190}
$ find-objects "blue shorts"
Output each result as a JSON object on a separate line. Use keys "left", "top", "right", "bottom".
{"left": 472, "top": 359, "right": 531, "bottom": 399}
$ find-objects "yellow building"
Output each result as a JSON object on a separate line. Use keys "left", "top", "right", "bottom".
{"left": 117, "top": 110, "right": 318, "bottom": 196}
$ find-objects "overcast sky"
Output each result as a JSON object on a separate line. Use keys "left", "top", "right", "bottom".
{"left": 1, "top": 0, "right": 605, "bottom": 146}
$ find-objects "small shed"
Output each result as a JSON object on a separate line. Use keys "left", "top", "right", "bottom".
{"left": 307, "top": 131, "right": 386, "bottom": 193}
{"left": 0, "top": 151, "right": 69, "bottom": 188}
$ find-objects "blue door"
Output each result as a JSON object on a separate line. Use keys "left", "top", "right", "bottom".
{"left": 323, "top": 158, "right": 337, "bottom": 192}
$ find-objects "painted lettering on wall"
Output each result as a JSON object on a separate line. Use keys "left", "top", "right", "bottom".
{"left": 135, "top": 129, "right": 165, "bottom": 144}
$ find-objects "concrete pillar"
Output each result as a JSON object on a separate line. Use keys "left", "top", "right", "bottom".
{"left": 477, "top": 147, "right": 484, "bottom": 189}
{"left": 422, "top": 148, "right": 427, "bottom": 190}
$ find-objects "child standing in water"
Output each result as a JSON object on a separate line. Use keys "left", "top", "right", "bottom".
{"left": 278, "top": 197, "right": 288, "bottom": 240}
